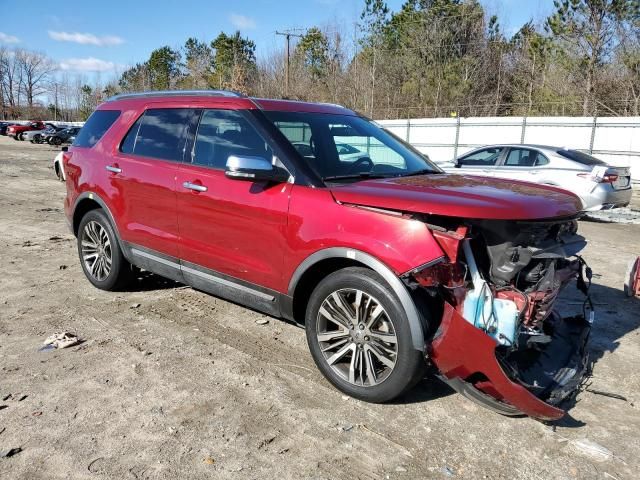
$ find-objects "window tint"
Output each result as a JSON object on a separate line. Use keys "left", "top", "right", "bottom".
{"left": 73, "top": 110, "right": 120, "bottom": 148}
{"left": 556, "top": 149, "right": 606, "bottom": 166}
{"left": 458, "top": 147, "right": 503, "bottom": 166}
{"left": 120, "top": 109, "right": 192, "bottom": 161}
{"left": 191, "top": 109, "right": 272, "bottom": 169}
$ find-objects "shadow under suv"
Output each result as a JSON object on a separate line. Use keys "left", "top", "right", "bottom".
{"left": 64, "top": 90, "right": 593, "bottom": 420}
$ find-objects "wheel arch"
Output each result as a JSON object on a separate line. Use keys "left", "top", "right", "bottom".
{"left": 288, "top": 248, "right": 426, "bottom": 351}
{"left": 72, "top": 192, "right": 129, "bottom": 260}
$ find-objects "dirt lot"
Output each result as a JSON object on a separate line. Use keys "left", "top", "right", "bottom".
{"left": 0, "top": 135, "right": 639, "bottom": 480}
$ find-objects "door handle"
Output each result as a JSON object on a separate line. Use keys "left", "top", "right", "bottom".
{"left": 106, "top": 165, "right": 122, "bottom": 174}
{"left": 183, "top": 181, "right": 207, "bottom": 192}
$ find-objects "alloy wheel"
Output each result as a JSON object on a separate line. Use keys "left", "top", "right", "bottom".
{"left": 316, "top": 288, "right": 398, "bottom": 387}
{"left": 81, "top": 221, "right": 112, "bottom": 281}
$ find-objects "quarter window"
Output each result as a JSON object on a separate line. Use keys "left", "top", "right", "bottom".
{"left": 191, "top": 109, "right": 272, "bottom": 169}
{"left": 120, "top": 108, "right": 193, "bottom": 162}
{"left": 73, "top": 110, "right": 120, "bottom": 148}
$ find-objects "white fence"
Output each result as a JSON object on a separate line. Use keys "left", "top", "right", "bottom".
{"left": 377, "top": 116, "right": 640, "bottom": 182}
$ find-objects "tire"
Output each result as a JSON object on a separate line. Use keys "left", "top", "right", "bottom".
{"left": 12, "top": 135, "right": 20, "bottom": 141}
{"left": 33, "top": 134, "right": 42, "bottom": 144}
{"left": 305, "top": 267, "right": 425, "bottom": 403}
{"left": 77, "top": 209, "right": 133, "bottom": 291}
{"left": 52, "top": 137, "right": 62, "bottom": 146}
{"left": 18, "top": 132, "right": 25, "bottom": 141}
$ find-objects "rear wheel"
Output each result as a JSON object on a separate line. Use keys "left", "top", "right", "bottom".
{"left": 77, "top": 209, "right": 133, "bottom": 290}
{"left": 52, "top": 136, "right": 62, "bottom": 146}
{"left": 305, "top": 267, "right": 425, "bottom": 403}
{"left": 18, "top": 132, "right": 25, "bottom": 141}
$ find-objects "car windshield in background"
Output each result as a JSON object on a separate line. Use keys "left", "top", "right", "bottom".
{"left": 556, "top": 149, "right": 606, "bottom": 166}
{"left": 262, "top": 111, "right": 438, "bottom": 181}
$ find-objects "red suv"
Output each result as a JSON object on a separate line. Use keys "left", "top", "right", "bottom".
{"left": 64, "top": 91, "right": 593, "bottom": 420}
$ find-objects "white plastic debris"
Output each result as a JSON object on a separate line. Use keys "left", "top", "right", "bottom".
{"left": 41, "top": 332, "right": 79, "bottom": 350}
{"left": 571, "top": 438, "right": 613, "bottom": 461}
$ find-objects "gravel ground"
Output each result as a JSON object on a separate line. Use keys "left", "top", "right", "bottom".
{"left": 0, "top": 135, "right": 639, "bottom": 479}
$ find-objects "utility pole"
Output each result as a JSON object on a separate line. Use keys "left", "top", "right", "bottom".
{"left": 275, "top": 29, "right": 303, "bottom": 97}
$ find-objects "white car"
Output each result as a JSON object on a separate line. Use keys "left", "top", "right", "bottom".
{"left": 23, "top": 126, "right": 58, "bottom": 144}
{"left": 53, "top": 150, "right": 65, "bottom": 181}
{"left": 441, "top": 144, "right": 632, "bottom": 211}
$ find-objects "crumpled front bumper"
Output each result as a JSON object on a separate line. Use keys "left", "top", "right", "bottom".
{"left": 428, "top": 302, "right": 590, "bottom": 420}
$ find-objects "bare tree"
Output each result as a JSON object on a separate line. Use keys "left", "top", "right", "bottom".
{"left": 16, "top": 49, "right": 57, "bottom": 112}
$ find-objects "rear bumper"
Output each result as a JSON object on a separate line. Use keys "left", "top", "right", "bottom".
{"left": 583, "top": 185, "right": 632, "bottom": 211}
{"left": 429, "top": 302, "right": 590, "bottom": 420}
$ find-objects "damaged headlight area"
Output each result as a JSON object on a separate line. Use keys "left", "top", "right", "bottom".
{"left": 404, "top": 216, "right": 593, "bottom": 420}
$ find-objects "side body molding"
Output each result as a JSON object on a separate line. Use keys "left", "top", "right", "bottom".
{"left": 288, "top": 247, "right": 426, "bottom": 351}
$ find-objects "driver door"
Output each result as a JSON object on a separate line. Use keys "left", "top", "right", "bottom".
{"left": 176, "top": 108, "right": 292, "bottom": 295}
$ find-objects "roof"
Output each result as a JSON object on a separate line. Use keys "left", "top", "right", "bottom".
{"left": 468, "top": 144, "right": 566, "bottom": 151}
{"left": 103, "top": 90, "right": 356, "bottom": 115}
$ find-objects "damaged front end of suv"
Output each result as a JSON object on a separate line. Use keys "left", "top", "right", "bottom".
{"left": 405, "top": 215, "right": 593, "bottom": 420}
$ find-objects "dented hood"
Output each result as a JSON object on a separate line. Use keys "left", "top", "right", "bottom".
{"left": 330, "top": 174, "right": 582, "bottom": 220}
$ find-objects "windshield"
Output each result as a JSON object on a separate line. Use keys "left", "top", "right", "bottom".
{"left": 262, "top": 111, "right": 438, "bottom": 181}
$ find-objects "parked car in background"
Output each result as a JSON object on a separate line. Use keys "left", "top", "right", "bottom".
{"left": 64, "top": 90, "right": 593, "bottom": 421}
{"left": 53, "top": 149, "right": 66, "bottom": 181}
{"left": 0, "top": 121, "right": 12, "bottom": 136}
{"left": 24, "top": 125, "right": 63, "bottom": 143}
{"left": 6, "top": 120, "right": 46, "bottom": 140}
{"left": 441, "top": 144, "right": 632, "bottom": 211}
{"left": 47, "top": 126, "right": 81, "bottom": 145}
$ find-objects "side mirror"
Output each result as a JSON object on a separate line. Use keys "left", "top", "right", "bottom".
{"left": 225, "top": 155, "right": 290, "bottom": 183}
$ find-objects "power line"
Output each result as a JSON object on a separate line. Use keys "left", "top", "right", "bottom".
{"left": 275, "top": 30, "right": 304, "bottom": 97}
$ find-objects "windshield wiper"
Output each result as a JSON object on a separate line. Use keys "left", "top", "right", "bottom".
{"left": 322, "top": 172, "right": 395, "bottom": 182}
{"left": 398, "top": 169, "right": 439, "bottom": 177}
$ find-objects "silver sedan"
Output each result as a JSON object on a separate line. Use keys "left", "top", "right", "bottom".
{"left": 441, "top": 144, "right": 632, "bottom": 211}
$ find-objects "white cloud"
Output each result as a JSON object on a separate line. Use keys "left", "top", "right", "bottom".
{"left": 229, "top": 13, "right": 256, "bottom": 29}
{"left": 0, "top": 32, "right": 20, "bottom": 44}
{"left": 48, "top": 31, "right": 124, "bottom": 46}
{"left": 59, "top": 57, "right": 117, "bottom": 72}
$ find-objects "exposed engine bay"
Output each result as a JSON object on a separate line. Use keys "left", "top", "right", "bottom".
{"left": 404, "top": 215, "right": 593, "bottom": 419}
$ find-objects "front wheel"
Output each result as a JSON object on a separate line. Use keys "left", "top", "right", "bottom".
{"left": 33, "top": 134, "right": 42, "bottom": 144}
{"left": 77, "top": 209, "right": 133, "bottom": 290}
{"left": 52, "top": 137, "right": 62, "bottom": 146}
{"left": 305, "top": 267, "right": 425, "bottom": 403}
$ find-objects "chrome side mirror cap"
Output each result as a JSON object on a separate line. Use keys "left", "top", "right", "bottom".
{"left": 225, "top": 155, "right": 290, "bottom": 183}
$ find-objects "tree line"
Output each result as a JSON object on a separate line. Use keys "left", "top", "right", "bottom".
{"left": 2, "top": 0, "right": 639, "bottom": 121}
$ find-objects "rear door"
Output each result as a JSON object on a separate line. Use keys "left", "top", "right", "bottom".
{"left": 455, "top": 147, "right": 505, "bottom": 176}
{"left": 492, "top": 147, "right": 551, "bottom": 183}
{"left": 176, "top": 108, "right": 292, "bottom": 297}
{"left": 108, "top": 107, "right": 196, "bottom": 259}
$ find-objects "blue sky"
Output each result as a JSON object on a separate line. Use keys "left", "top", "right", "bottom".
{"left": 0, "top": 0, "right": 555, "bottom": 78}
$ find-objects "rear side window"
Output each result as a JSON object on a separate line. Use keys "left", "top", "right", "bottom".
{"left": 556, "top": 149, "right": 606, "bottom": 166}
{"left": 73, "top": 110, "right": 120, "bottom": 148}
{"left": 120, "top": 108, "right": 193, "bottom": 162}
{"left": 504, "top": 148, "right": 549, "bottom": 167}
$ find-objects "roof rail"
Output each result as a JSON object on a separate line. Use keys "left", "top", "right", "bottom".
{"left": 106, "top": 89, "right": 244, "bottom": 101}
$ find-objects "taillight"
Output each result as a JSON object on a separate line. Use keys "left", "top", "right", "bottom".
{"left": 577, "top": 172, "right": 618, "bottom": 183}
